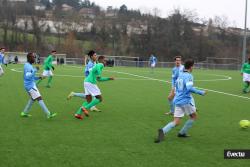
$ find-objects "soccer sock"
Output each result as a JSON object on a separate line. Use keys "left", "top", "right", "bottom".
{"left": 76, "top": 107, "right": 82, "bottom": 115}
{"left": 73, "top": 93, "right": 86, "bottom": 98}
{"left": 76, "top": 102, "right": 88, "bottom": 115}
{"left": 36, "top": 79, "right": 42, "bottom": 85}
{"left": 23, "top": 99, "right": 34, "bottom": 113}
{"left": 47, "top": 76, "right": 53, "bottom": 86}
{"left": 179, "top": 119, "right": 194, "bottom": 135}
{"left": 162, "top": 122, "right": 176, "bottom": 134}
{"left": 38, "top": 100, "right": 51, "bottom": 116}
{"left": 168, "top": 99, "right": 175, "bottom": 113}
{"left": 243, "top": 82, "right": 250, "bottom": 91}
{"left": 83, "top": 98, "right": 101, "bottom": 110}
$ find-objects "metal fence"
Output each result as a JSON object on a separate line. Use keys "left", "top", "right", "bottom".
{"left": 38, "top": 57, "right": 242, "bottom": 71}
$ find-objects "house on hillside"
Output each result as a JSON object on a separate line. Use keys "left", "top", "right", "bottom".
{"left": 35, "top": 2, "right": 46, "bottom": 11}
{"left": 105, "top": 6, "right": 118, "bottom": 18}
{"left": 79, "top": 8, "right": 96, "bottom": 19}
{"left": 127, "top": 20, "right": 148, "bottom": 36}
{"left": 61, "top": 4, "right": 73, "bottom": 11}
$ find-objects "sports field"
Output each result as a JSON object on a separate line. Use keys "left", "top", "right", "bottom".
{"left": 0, "top": 64, "right": 249, "bottom": 167}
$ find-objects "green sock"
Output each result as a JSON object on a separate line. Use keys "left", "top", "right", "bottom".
{"left": 47, "top": 76, "right": 53, "bottom": 86}
{"left": 36, "top": 79, "right": 42, "bottom": 85}
{"left": 76, "top": 107, "right": 82, "bottom": 115}
{"left": 243, "top": 82, "right": 249, "bottom": 92}
{"left": 83, "top": 99, "right": 101, "bottom": 110}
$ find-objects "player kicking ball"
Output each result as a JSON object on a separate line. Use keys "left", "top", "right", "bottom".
{"left": 21, "top": 52, "right": 57, "bottom": 119}
{"left": 155, "top": 59, "right": 206, "bottom": 143}
{"left": 74, "top": 55, "right": 114, "bottom": 120}
{"left": 36, "top": 50, "right": 56, "bottom": 88}
{"left": 67, "top": 50, "right": 100, "bottom": 112}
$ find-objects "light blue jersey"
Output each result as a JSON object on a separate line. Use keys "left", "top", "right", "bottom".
{"left": 0, "top": 53, "right": 4, "bottom": 65}
{"left": 174, "top": 71, "right": 205, "bottom": 106}
{"left": 171, "top": 65, "right": 184, "bottom": 88}
{"left": 149, "top": 55, "right": 157, "bottom": 65}
{"left": 23, "top": 63, "right": 40, "bottom": 91}
{"left": 84, "top": 60, "right": 96, "bottom": 77}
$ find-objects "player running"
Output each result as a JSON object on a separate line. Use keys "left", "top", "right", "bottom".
{"left": 241, "top": 52, "right": 250, "bottom": 93}
{"left": 155, "top": 59, "right": 206, "bottom": 143}
{"left": 165, "top": 56, "right": 184, "bottom": 115}
{"left": 74, "top": 55, "right": 114, "bottom": 120}
{"left": 0, "top": 47, "right": 7, "bottom": 76}
{"left": 21, "top": 52, "right": 57, "bottom": 118}
{"left": 67, "top": 50, "right": 100, "bottom": 112}
{"left": 36, "top": 50, "right": 56, "bottom": 88}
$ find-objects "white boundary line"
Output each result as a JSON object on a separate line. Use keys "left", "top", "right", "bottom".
{"left": 68, "top": 65, "right": 232, "bottom": 82}
{"left": 11, "top": 67, "right": 250, "bottom": 100}
{"left": 104, "top": 69, "right": 250, "bottom": 100}
{"left": 10, "top": 68, "right": 151, "bottom": 80}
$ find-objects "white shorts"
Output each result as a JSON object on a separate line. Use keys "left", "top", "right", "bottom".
{"left": 151, "top": 63, "right": 156, "bottom": 68}
{"left": 0, "top": 65, "right": 3, "bottom": 76}
{"left": 42, "top": 70, "right": 53, "bottom": 77}
{"left": 84, "top": 82, "right": 101, "bottom": 96}
{"left": 243, "top": 73, "right": 250, "bottom": 82}
{"left": 174, "top": 104, "right": 196, "bottom": 118}
{"left": 28, "top": 86, "right": 41, "bottom": 100}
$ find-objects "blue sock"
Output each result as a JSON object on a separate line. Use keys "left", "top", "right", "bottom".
{"left": 179, "top": 119, "right": 194, "bottom": 135}
{"left": 23, "top": 99, "right": 34, "bottom": 113}
{"left": 162, "top": 122, "right": 176, "bottom": 134}
{"left": 73, "top": 93, "right": 86, "bottom": 98}
{"left": 38, "top": 100, "right": 50, "bottom": 116}
{"left": 168, "top": 99, "right": 175, "bottom": 113}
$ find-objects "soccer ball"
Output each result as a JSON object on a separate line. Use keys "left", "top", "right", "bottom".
{"left": 239, "top": 120, "right": 250, "bottom": 129}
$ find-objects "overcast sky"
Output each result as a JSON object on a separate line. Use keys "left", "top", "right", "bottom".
{"left": 91, "top": 0, "right": 249, "bottom": 28}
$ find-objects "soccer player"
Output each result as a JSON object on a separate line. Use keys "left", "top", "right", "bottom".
{"left": 74, "top": 55, "right": 114, "bottom": 120}
{"left": 21, "top": 52, "right": 57, "bottom": 118}
{"left": 155, "top": 59, "right": 206, "bottom": 143}
{"left": 67, "top": 50, "right": 100, "bottom": 111}
{"left": 0, "top": 47, "right": 7, "bottom": 76}
{"left": 241, "top": 52, "right": 250, "bottom": 93}
{"left": 36, "top": 50, "right": 56, "bottom": 88}
{"left": 149, "top": 54, "right": 157, "bottom": 73}
{"left": 165, "top": 56, "right": 184, "bottom": 115}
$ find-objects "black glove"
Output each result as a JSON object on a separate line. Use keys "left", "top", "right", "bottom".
{"left": 52, "top": 66, "right": 55, "bottom": 71}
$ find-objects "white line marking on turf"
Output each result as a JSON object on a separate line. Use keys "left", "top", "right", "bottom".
{"left": 12, "top": 67, "right": 249, "bottom": 100}
{"left": 68, "top": 65, "right": 232, "bottom": 82}
{"left": 104, "top": 69, "right": 250, "bottom": 100}
{"left": 10, "top": 68, "right": 151, "bottom": 80}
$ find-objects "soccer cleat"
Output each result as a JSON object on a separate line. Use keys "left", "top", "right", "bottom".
{"left": 21, "top": 112, "right": 32, "bottom": 117}
{"left": 154, "top": 129, "right": 164, "bottom": 143}
{"left": 164, "top": 111, "right": 173, "bottom": 116}
{"left": 47, "top": 112, "right": 57, "bottom": 119}
{"left": 90, "top": 106, "right": 101, "bottom": 112}
{"left": 81, "top": 107, "right": 89, "bottom": 117}
{"left": 74, "top": 114, "right": 83, "bottom": 120}
{"left": 67, "top": 92, "right": 75, "bottom": 100}
{"left": 177, "top": 133, "right": 190, "bottom": 138}
{"left": 46, "top": 85, "right": 51, "bottom": 88}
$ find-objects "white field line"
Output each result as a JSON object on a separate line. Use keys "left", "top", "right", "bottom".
{"left": 11, "top": 67, "right": 250, "bottom": 100}
{"left": 68, "top": 65, "right": 232, "bottom": 82}
{"left": 10, "top": 68, "right": 150, "bottom": 80}
{"left": 104, "top": 69, "right": 250, "bottom": 100}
